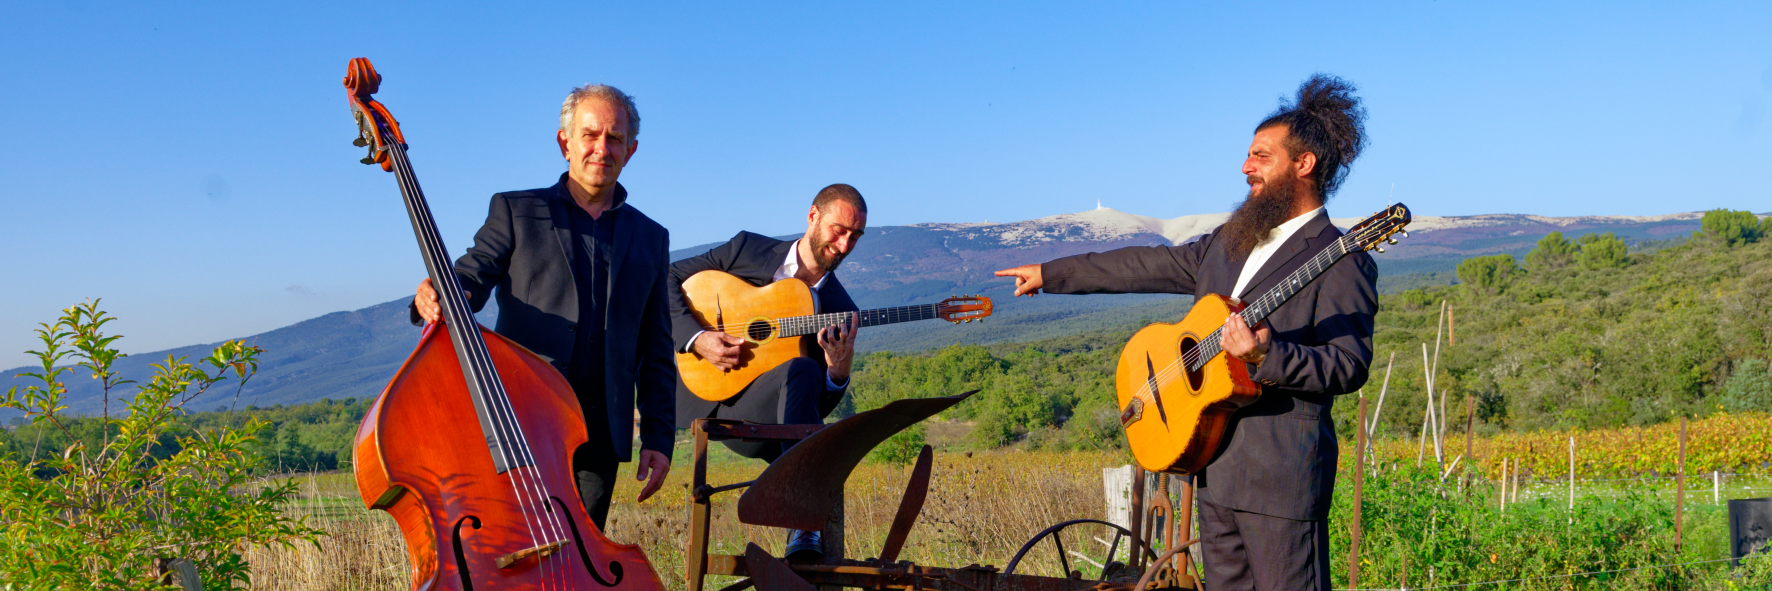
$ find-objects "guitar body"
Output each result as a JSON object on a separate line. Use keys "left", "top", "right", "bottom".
{"left": 1116, "top": 293, "right": 1262, "bottom": 474}
{"left": 675, "top": 271, "right": 816, "bottom": 402}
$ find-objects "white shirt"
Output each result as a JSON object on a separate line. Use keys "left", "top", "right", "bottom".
{"left": 689, "top": 240, "right": 846, "bottom": 390}
{"left": 1231, "top": 207, "right": 1327, "bottom": 300}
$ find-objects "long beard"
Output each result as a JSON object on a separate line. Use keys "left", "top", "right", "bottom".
{"left": 1222, "top": 177, "right": 1299, "bottom": 261}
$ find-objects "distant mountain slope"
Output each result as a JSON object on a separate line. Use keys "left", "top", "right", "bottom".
{"left": 3, "top": 208, "right": 1707, "bottom": 416}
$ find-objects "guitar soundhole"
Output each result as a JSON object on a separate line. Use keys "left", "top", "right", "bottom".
{"left": 1177, "top": 336, "right": 1205, "bottom": 393}
{"left": 746, "top": 320, "right": 774, "bottom": 342}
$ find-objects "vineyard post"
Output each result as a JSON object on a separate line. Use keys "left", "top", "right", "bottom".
{"left": 1368, "top": 352, "right": 1395, "bottom": 474}
{"left": 1349, "top": 396, "right": 1366, "bottom": 590}
{"left": 1464, "top": 396, "right": 1475, "bottom": 487}
{"left": 1568, "top": 436, "right": 1575, "bottom": 524}
{"left": 1676, "top": 416, "right": 1686, "bottom": 553}
{"left": 1448, "top": 304, "right": 1454, "bottom": 346}
{"left": 1418, "top": 343, "right": 1441, "bottom": 468}
{"left": 1714, "top": 470, "right": 1720, "bottom": 504}
{"left": 1431, "top": 302, "right": 1447, "bottom": 459}
{"left": 1499, "top": 457, "right": 1507, "bottom": 511}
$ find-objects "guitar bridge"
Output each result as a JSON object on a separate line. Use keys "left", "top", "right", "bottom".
{"left": 1119, "top": 398, "right": 1144, "bottom": 427}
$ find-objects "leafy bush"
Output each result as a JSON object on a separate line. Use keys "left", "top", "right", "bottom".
{"left": 1701, "top": 208, "right": 1763, "bottom": 247}
{"left": 0, "top": 301, "right": 321, "bottom": 589}
{"left": 1525, "top": 231, "right": 1578, "bottom": 271}
{"left": 1457, "top": 254, "right": 1519, "bottom": 295}
{"left": 1718, "top": 358, "right": 1772, "bottom": 414}
{"left": 1575, "top": 232, "right": 1628, "bottom": 269}
{"left": 867, "top": 423, "right": 928, "bottom": 465}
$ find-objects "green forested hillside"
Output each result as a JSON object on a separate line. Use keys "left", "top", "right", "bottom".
{"left": 9, "top": 215, "right": 1764, "bottom": 466}
{"left": 847, "top": 213, "right": 1772, "bottom": 446}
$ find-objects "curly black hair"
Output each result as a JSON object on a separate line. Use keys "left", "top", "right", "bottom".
{"left": 1256, "top": 74, "right": 1368, "bottom": 198}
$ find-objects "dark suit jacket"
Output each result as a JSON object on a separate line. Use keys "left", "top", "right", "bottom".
{"left": 1042, "top": 211, "right": 1376, "bottom": 521}
{"left": 409, "top": 174, "right": 676, "bottom": 461}
{"left": 667, "top": 231, "right": 859, "bottom": 427}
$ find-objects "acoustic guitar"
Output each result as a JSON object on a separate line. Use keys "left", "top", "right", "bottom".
{"left": 676, "top": 270, "right": 992, "bottom": 401}
{"left": 1117, "top": 204, "right": 1411, "bottom": 474}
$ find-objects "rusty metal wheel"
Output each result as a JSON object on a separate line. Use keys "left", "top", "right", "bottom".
{"left": 1002, "top": 519, "right": 1157, "bottom": 580}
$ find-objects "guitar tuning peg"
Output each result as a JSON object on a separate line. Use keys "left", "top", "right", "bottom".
{"left": 1374, "top": 246, "right": 1386, "bottom": 254}
{"left": 1387, "top": 237, "right": 1399, "bottom": 245}
{"left": 1400, "top": 229, "right": 1409, "bottom": 238}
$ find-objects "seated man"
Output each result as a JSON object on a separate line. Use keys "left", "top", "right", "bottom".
{"left": 668, "top": 183, "right": 866, "bottom": 560}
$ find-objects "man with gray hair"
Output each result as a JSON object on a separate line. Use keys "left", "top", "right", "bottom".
{"left": 412, "top": 83, "right": 675, "bottom": 531}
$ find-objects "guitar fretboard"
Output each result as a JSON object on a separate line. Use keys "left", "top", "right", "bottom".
{"left": 1187, "top": 234, "right": 1356, "bottom": 372}
{"left": 777, "top": 303, "right": 945, "bottom": 337}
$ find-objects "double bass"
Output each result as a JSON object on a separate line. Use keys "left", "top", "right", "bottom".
{"left": 343, "top": 58, "right": 666, "bottom": 591}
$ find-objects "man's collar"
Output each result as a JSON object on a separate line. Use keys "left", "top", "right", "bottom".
{"left": 1261, "top": 206, "right": 1327, "bottom": 245}
{"left": 781, "top": 239, "right": 830, "bottom": 289}
{"left": 554, "top": 172, "right": 627, "bottom": 211}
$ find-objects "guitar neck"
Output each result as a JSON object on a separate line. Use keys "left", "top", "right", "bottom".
{"left": 777, "top": 303, "right": 944, "bottom": 337}
{"left": 1191, "top": 234, "right": 1356, "bottom": 371}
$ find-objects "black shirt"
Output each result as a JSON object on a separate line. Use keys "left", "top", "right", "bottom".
{"left": 564, "top": 197, "right": 619, "bottom": 432}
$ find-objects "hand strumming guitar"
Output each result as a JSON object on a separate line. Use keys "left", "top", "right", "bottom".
{"left": 1222, "top": 312, "right": 1272, "bottom": 366}
{"left": 693, "top": 331, "right": 745, "bottom": 370}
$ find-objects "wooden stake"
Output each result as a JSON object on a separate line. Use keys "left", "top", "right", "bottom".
{"left": 1464, "top": 396, "right": 1475, "bottom": 486}
{"left": 1499, "top": 458, "right": 1508, "bottom": 511}
{"left": 1349, "top": 396, "right": 1367, "bottom": 590}
{"left": 1369, "top": 352, "right": 1395, "bottom": 440}
{"left": 1714, "top": 470, "right": 1721, "bottom": 505}
{"left": 1676, "top": 417, "right": 1686, "bottom": 552}
{"left": 1449, "top": 305, "right": 1455, "bottom": 346}
{"left": 1568, "top": 437, "right": 1575, "bottom": 524}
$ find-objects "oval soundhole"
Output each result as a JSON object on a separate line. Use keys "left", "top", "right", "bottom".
{"left": 747, "top": 320, "right": 774, "bottom": 342}
{"left": 1177, "top": 336, "right": 1205, "bottom": 393}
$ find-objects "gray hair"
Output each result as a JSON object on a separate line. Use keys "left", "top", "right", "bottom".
{"left": 559, "top": 84, "right": 640, "bottom": 141}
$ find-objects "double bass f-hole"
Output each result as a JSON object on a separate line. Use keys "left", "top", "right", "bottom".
{"left": 551, "top": 496, "right": 626, "bottom": 586}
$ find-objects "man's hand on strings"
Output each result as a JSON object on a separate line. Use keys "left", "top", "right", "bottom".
{"left": 993, "top": 264, "right": 1045, "bottom": 297}
{"left": 818, "top": 312, "right": 858, "bottom": 384}
{"left": 1223, "top": 312, "right": 1272, "bottom": 366}
{"left": 634, "top": 449, "right": 671, "bottom": 503}
{"left": 414, "top": 278, "right": 471, "bottom": 324}
{"left": 693, "top": 331, "right": 744, "bottom": 370}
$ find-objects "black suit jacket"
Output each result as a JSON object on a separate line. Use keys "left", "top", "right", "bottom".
{"left": 409, "top": 174, "right": 676, "bottom": 461}
{"left": 667, "top": 231, "right": 859, "bottom": 427}
{"left": 1042, "top": 211, "right": 1376, "bottom": 521}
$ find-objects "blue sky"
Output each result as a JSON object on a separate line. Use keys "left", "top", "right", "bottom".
{"left": 1, "top": 1, "right": 1768, "bottom": 368}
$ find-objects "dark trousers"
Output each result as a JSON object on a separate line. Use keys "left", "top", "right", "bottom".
{"left": 710, "top": 357, "right": 831, "bottom": 462}
{"left": 573, "top": 415, "right": 619, "bottom": 531}
{"left": 1196, "top": 497, "right": 1331, "bottom": 591}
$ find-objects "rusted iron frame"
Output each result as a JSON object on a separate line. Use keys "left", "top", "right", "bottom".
{"left": 689, "top": 419, "right": 828, "bottom": 591}
{"left": 1002, "top": 519, "right": 1158, "bottom": 578}
{"left": 879, "top": 445, "right": 935, "bottom": 563}
{"left": 725, "top": 556, "right": 1112, "bottom": 591}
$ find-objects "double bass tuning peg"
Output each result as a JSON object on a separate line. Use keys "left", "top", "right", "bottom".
{"left": 352, "top": 136, "right": 369, "bottom": 147}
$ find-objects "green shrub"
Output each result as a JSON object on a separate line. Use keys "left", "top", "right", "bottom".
{"left": 0, "top": 301, "right": 321, "bottom": 589}
{"left": 1701, "top": 208, "right": 1763, "bottom": 247}
{"left": 866, "top": 423, "right": 928, "bottom": 465}
{"left": 1457, "top": 254, "right": 1520, "bottom": 295}
{"left": 1718, "top": 358, "right": 1772, "bottom": 414}
{"left": 1575, "top": 232, "right": 1629, "bottom": 269}
{"left": 1525, "top": 231, "right": 1579, "bottom": 271}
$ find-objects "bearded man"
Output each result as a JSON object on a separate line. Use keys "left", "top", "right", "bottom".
{"left": 994, "top": 75, "right": 1377, "bottom": 591}
{"left": 668, "top": 184, "right": 867, "bottom": 561}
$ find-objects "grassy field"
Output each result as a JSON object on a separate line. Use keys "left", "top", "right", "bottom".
{"left": 242, "top": 432, "right": 1772, "bottom": 591}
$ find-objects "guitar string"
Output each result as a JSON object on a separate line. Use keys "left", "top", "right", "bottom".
{"left": 698, "top": 303, "right": 964, "bottom": 339}
{"left": 389, "top": 140, "right": 568, "bottom": 585}
{"left": 1128, "top": 221, "right": 1396, "bottom": 416}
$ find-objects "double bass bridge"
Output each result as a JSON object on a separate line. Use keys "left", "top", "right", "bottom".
{"left": 495, "top": 540, "right": 568, "bottom": 569}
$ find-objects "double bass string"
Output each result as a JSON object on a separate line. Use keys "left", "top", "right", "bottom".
{"left": 387, "top": 139, "right": 571, "bottom": 584}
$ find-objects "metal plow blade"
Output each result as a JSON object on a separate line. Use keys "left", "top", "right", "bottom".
{"left": 736, "top": 391, "right": 976, "bottom": 531}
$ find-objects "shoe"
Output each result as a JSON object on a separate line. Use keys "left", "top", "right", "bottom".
{"left": 785, "top": 529, "right": 824, "bottom": 562}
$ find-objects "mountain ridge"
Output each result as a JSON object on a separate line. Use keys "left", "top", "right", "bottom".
{"left": 4, "top": 207, "right": 1710, "bottom": 416}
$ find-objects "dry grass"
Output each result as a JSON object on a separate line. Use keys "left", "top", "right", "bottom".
{"left": 244, "top": 449, "right": 1125, "bottom": 590}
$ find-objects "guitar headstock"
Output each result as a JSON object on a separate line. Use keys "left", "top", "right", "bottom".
{"left": 344, "top": 57, "right": 405, "bottom": 172}
{"left": 937, "top": 295, "right": 993, "bottom": 323}
{"left": 1345, "top": 203, "right": 1412, "bottom": 254}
